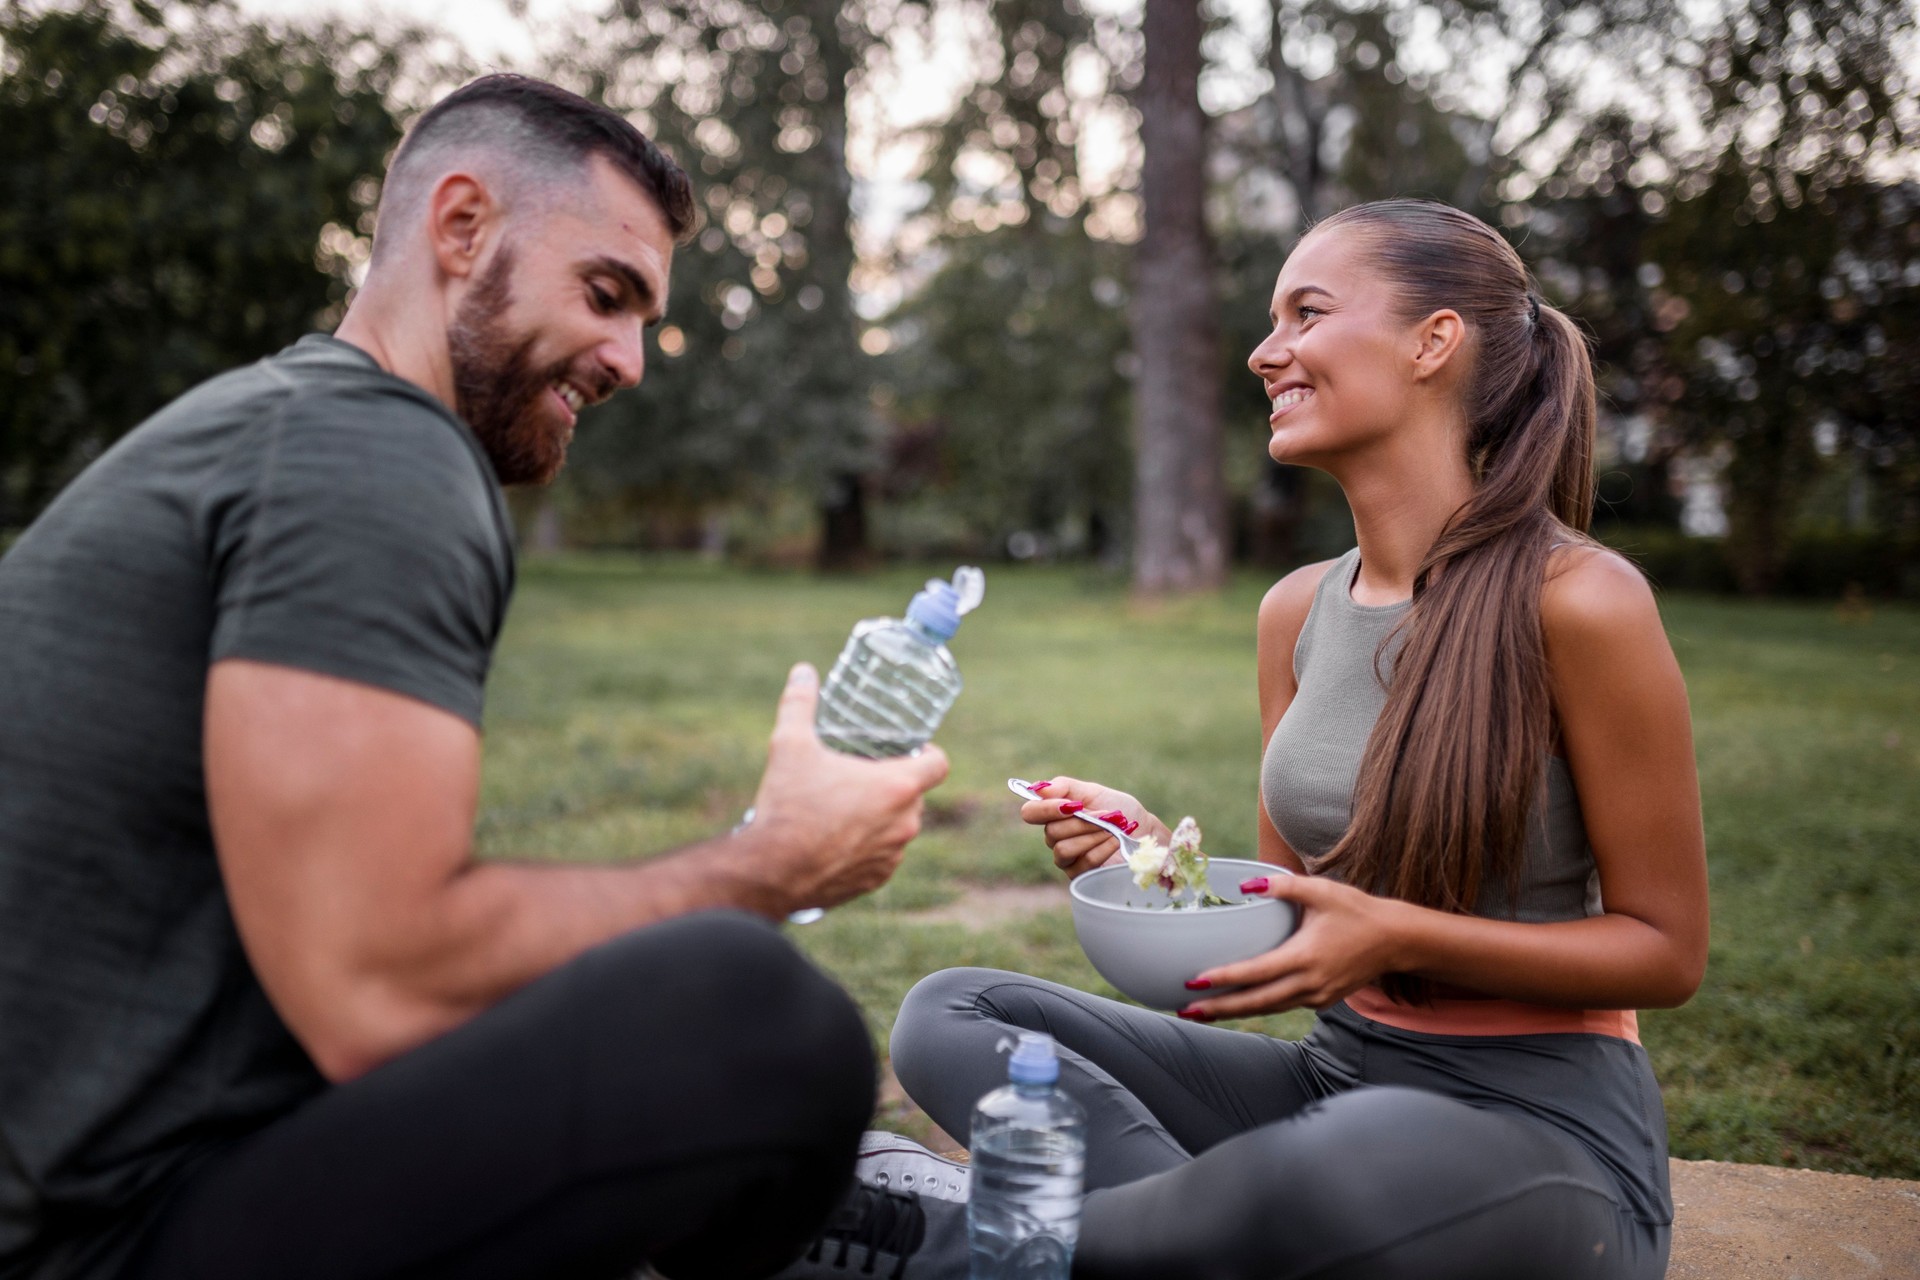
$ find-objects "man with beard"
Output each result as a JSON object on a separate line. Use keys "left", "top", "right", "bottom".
{"left": 0, "top": 74, "right": 948, "bottom": 1280}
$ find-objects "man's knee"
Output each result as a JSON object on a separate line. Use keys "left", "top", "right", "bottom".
{"left": 575, "top": 912, "right": 876, "bottom": 1136}
{"left": 589, "top": 911, "right": 845, "bottom": 1027}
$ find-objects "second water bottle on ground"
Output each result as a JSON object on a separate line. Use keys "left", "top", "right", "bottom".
{"left": 968, "top": 1032, "right": 1086, "bottom": 1280}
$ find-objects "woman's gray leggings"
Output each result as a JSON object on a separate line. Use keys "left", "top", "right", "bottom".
{"left": 891, "top": 969, "right": 1673, "bottom": 1280}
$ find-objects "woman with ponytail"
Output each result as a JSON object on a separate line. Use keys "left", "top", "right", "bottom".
{"left": 816, "top": 200, "right": 1707, "bottom": 1280}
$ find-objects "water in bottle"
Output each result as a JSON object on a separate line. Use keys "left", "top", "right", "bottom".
{"left": 968, "top": 1032, "right": 1086, "bottom": 1280}
{"left": 815, "top": 566, "right": 984, "bottom": 758}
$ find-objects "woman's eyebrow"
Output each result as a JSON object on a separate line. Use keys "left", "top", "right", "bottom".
{"left": 1269, "top": 285, "right": 1333, "bottom": 324}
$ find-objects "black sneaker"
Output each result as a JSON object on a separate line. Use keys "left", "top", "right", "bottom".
{"left": 773, "top": 1142, "right": 970, "bottom": 1279}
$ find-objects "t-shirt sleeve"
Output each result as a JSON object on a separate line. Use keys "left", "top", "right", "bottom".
{"left": 207, "top": 385, "right": 512, "bottom": 727}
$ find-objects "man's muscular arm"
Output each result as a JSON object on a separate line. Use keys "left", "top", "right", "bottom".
{"left": 206, "top": 659, "right": 945, "bottom": 1082}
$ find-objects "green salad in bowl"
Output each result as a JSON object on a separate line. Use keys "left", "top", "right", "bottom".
{"left": 1122, "top": 817, "right": 1230, "bottom": 908}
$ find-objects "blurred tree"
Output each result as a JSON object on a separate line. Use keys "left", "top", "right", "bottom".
{"left": 1217, "top": 1, "right": 1492, "bottom": 567}
{"left": 1640, "top": 172, "right": 1919, "bottom": 589}
{"left": 883, "top": 224, "right": 1132, "bottom": 561}
{"left": 879, "top": 0, "right": 1137, "bottom": 562}
{"left": 1501, "top": 0, "right": 1919, "bottom": 588}
{"left": 567, "top": 0, "right": 883, "bottom": 567}
{"left": 0, "top": 0, "right": 419, "bottom": 530}
{"left": 1132, "top": 0, "right": 1226, "bottom": 593}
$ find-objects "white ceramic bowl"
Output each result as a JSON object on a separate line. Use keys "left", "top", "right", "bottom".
{"left": 1068, "top": 858, "right": 1298, "bottom": 1010}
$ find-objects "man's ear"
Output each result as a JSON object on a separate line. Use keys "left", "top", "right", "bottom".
{"left": 1411, "top": 309, "right": 1466, "bottom": 382}
{"left": 425, "top": 172, "right": 497, "bottom": 283}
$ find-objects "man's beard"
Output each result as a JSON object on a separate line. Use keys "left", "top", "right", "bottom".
{"left": 447, "top": 248, "right": 577, "bottom": 486}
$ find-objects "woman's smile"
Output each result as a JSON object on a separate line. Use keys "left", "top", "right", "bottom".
{"left": 1268, "top": 383, "right": 1314, "bottom": 422}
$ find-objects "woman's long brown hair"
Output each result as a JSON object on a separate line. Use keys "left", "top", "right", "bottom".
{"left": 1304, "top": 200, "right": 1599, "bottom": 1005}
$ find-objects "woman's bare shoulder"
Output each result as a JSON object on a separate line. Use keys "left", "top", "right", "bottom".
{"left": 1258, "top": 558, "right": 1341, "bottom": 638}
{"left": 1542, "top": 543, "right": 1665, "bottom": 655}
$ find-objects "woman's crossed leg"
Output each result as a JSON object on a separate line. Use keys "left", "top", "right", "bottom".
{"left": 892, "top": 968, "right": 1666, "bottom": 1280}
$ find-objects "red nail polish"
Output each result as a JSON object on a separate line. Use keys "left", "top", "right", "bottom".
{"left": 1059, "top": 801, "right": 1086, "bottom": 815}
{"left": 1239, "top": 877, "right": 1270, "bottom": 894}
{"left": 1125, "top": 820, "right": 1140, "bottom": 834}
{"left": 1098, "top": 809, "right": 1126, "bottom": 823}
{"left": 1029, "top": 779, "right": 1050, "bottom": 792}
{"left": 1177, "top": 1007, "right": 1214, "bottom": 1023}
{"left": 1184, "top": 978, "right": 1212, "bottom": 990}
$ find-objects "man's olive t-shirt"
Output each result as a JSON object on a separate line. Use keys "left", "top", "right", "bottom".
{"left": 0, "top": 335, "right": 516, "bottom": 1278}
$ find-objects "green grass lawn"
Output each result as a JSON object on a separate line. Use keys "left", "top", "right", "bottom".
{"left": 478, "top": 556, "right": 1920, "bottom": 1179}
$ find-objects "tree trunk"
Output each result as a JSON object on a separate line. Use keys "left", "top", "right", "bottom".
{"left": 808, "top": 0, "right": 874, "bottom": 573}
{"left": 1723, "top": 413, "right": 1809, "bottom": 594}
{"left": 1268, "top": 1, "right": 1327, "bottom": 225}
{"left": 1131, "top": 0, "right": 1228, "bottom": 594}
{"left": 1246, "top": 460, "right": 1305, "bottom": 568}
{"left": 817, "top": 473, "right": 871, "bottom": 572}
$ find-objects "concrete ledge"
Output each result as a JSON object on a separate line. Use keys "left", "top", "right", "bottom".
{"left": 1669, "top": 1159, "right": 1920, "bottom": 1279}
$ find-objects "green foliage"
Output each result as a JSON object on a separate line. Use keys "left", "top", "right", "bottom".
{"left": 0, "top": 0, "right": 419, "bottom": 529}
{"left": 552, "top": 0, "right": 875, "bottom": 544}
{"left": 1606, "top": 525, "right": 1920, "bottom": 599}
{"left": 1647, "top": 173, "right": 1916, "bottom": 590}
{"left": 1507, "top": 0, "right": 1920, "bottom": 589}
{"left": 7, "top": 0, "right": 1915, "bottom": 591}
{"left": 883, "top": 223, "right": 1133, "bottom": 559}
{"left": 480, "top": 560, "right": 1920, "bottom": 1177}
{"left": 859, "top": 0, "right": 1140, "bottom": 561}
{"left": 1601, "top": 526, "right": 1743, "bottom": 596}
{"left": 914, "top": 0, "right": 1118, "bottom": 231}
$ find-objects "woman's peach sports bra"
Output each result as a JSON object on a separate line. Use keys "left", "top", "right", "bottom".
{"left": 1260, "top": 548, "right": 1639, "bottom": 1043}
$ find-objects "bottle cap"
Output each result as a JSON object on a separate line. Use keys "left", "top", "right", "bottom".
{"left": 1007, "top": 1031, "right": 1060, "bottom": 1085}
{"left": 906, "top": 566, "right": 984, "bottom": 642}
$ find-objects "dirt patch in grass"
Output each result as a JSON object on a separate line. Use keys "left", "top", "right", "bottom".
{"left": 899, "top": 883, "right": 1069, "bottom": 931}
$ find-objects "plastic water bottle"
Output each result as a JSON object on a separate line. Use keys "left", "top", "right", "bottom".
{"left": 777, "top": 568, "right": 984, "bottom": 923}
{"left": 967, "top": 1032, "right": 1086, "bottom": 1280}
{"left": 814, "top": 566, "right": 984, "bottom": 759}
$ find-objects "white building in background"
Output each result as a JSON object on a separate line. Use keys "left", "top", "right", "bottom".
{"left": 1594, "top": 408, "right": 1730, "bottom": 538}
{"left": 1672, "top": 447, "right": 1731, "bottom": 538}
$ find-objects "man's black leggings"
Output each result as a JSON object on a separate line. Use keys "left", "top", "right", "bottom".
{"left": 123, "top": 912, "right": 875, "bottom": 1280}
{"left": 893, "top": 968, "right": 1673, "bottom": 1280}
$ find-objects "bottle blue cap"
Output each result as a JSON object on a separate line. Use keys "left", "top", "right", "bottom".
{"left": 906, "top": 566, "right": 984, "bottom": 642}
{"left": 907, "top": 579, "right": 962, "bottom": 641}
{"left": 1007, "top": 1031, "right": 1060, "bottom": 1085}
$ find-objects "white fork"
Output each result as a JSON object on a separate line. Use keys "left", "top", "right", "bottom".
{"left": 1006, "top": 777, "right": 1141, "bottom": 860}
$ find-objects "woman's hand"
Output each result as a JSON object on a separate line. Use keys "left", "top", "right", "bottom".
{"left": 1018, "top": 776, "right": 1171, "bottom": 879}
{"left": 1177, "top": 872, "right": 1410, "bottom": 1021}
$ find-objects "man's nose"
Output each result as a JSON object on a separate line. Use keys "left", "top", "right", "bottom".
{"left": 600, "top": 326, "right": 646, "bottom": 391}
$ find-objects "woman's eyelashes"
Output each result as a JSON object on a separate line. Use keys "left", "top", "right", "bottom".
{"left": 1266, "top": 305, "right": 1325, "bottom": 335}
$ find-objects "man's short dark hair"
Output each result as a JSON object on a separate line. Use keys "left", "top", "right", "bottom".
{"left": 374, "top": 73, "right": 695, "bottom": 258}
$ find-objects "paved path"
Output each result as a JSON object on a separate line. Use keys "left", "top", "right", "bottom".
{"left": 1669, "top": 1160, "right": 1920, "bottom": 1279}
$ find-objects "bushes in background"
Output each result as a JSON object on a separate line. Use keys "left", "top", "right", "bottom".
{"left": 1602, "top": 526, "right": 1920, "bottom": 599}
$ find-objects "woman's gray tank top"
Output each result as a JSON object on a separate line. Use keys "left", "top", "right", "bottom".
{"left": 1261, "top": 548, "right": 1603, "bottom": 922}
